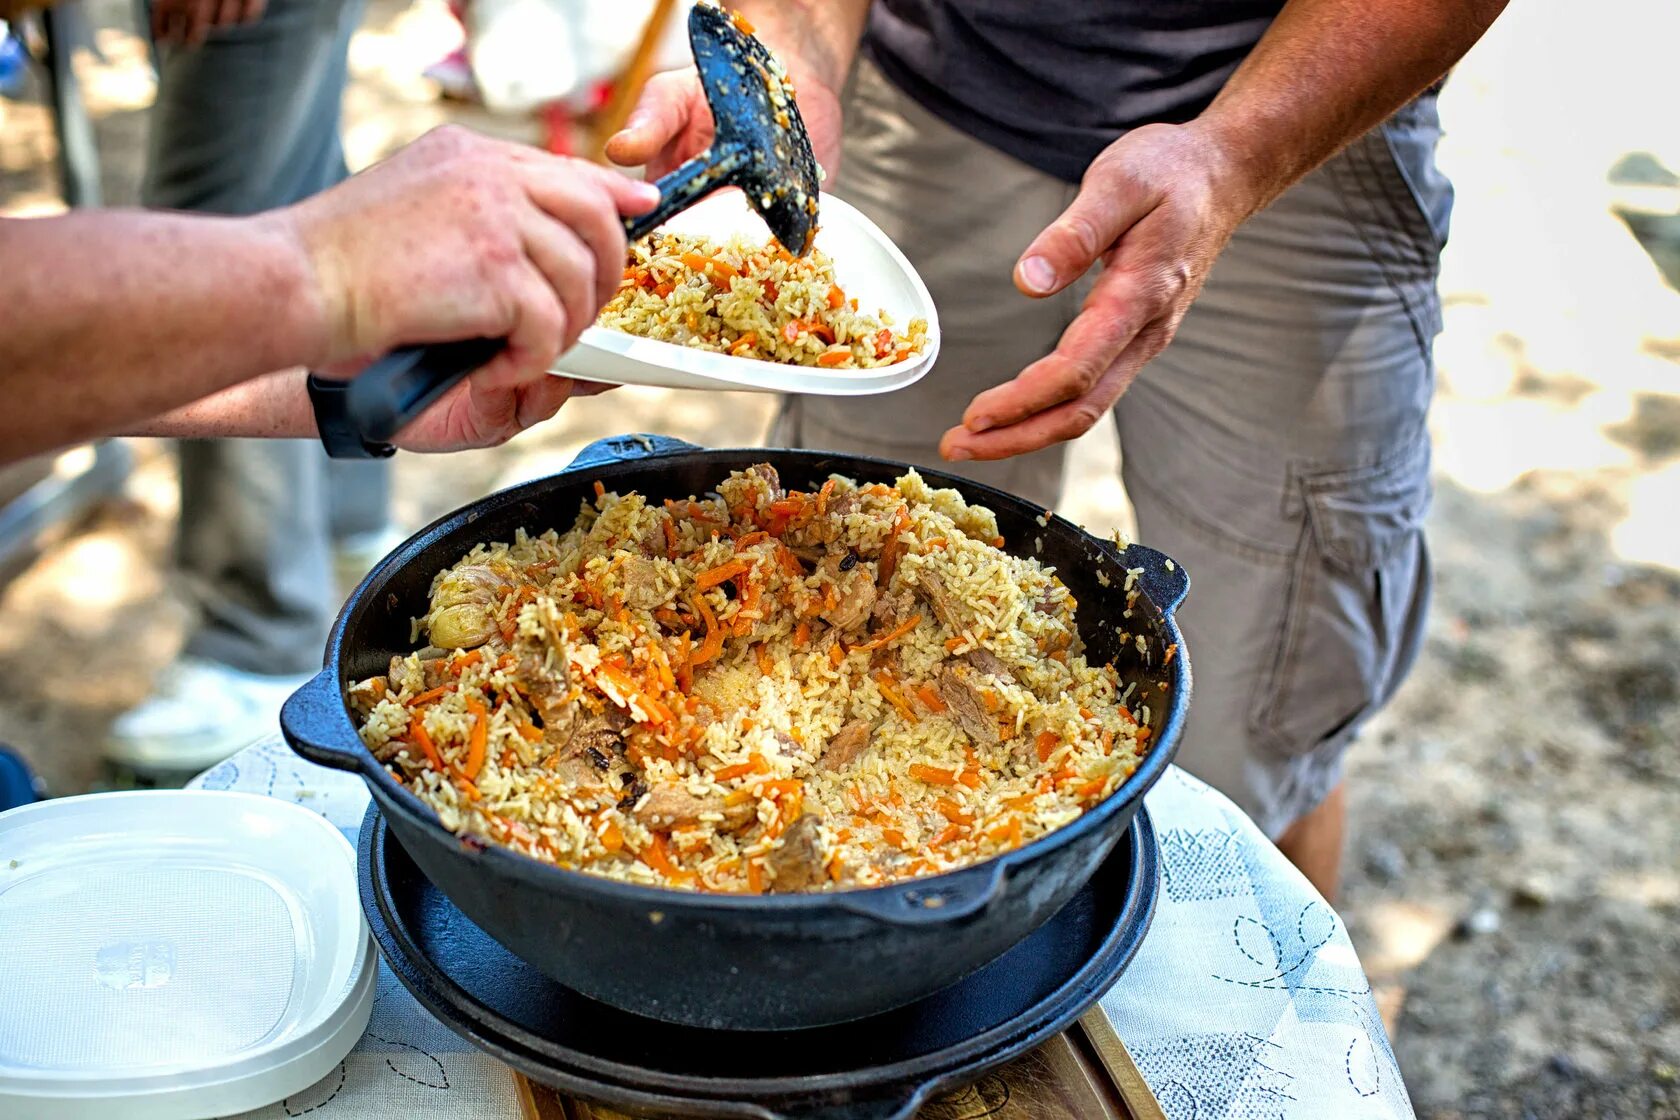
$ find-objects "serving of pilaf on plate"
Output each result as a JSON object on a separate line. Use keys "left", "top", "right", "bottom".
{"left": 597, "top": 232, "right": 929, "bottom": 369}
{"left": 350, "top": 465, "right": 1153, "bottom": 893}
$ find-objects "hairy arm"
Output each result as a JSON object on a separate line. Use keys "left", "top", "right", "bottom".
{"left": 121, "top": 370, "right": 315, "bottom": 440}
{"left": 1198, "top": 0, "right": 1508, "bottom": 219}
{"left": 731, "top": 0, "right": 872, "bottom": 90}
{"left": 0, "top": 211, "right": 322, "bottom": 459}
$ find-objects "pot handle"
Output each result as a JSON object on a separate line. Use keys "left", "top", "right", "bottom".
{"left": 280, "top": 668, "right": 366, "bottom": 773}
{"left": 567, "top": 434, "right": 701, "bottom": 472}
{"left": 831, "top": 860, "right": 1008, "bottom": 926}
{"left": 1112, "top": 541, "right": 1189, "bottom": 616}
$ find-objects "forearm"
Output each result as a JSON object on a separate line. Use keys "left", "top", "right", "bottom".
{"left": 733, "top": 0, "right": 872, "bottom": 90}
{"left": 121, "top": 369, "right": 316, "bottom": 440}
{"left": 0, "top": 209, "right": 323, "bottom": 461}
{"left": 1196, "top": 0, "right": 1506, "bottom": 218}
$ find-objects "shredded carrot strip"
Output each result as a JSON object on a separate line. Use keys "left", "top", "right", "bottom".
{"left": 713, "top": 753, "right": 769, "bottom": 781}
{"left": 909, "top": 763, "right": 958, "bottom": 786}
{"left": 462, "top": 699, "right": 488, "bottom": 779}
{"left": 957, "top": 770, "right": 982, "bottom": 789}
{"left": 915, "top": 683, "right": 946, "bottom": 713}
{"left": 935, "top": 798, "right": 973, "bottom": 824}
{"left": 1077, "top": 778, "right": 1109, "bottom": 801}
{"left": 1004, "top": 793, "right": 1038, "bottom": 811}
{"left": 735, "top": 530, "right": 768, "bottom": 549}
{"left": 932, "top": 824, "right": 964, "bottom": 848}
{"left": 794, "top": 620, "right": 811, "bottom": 649}
{"left": 817, "top": 348, "right": 851, "bottom": 367}
{"left": 925, "top": 537, "right": 948, "bottom": 550}
{"left": 746, "top": 859, "right": 765, "bottom": 894}
{"left": 827, "top": 284, "right": 845, "bottom": 309}
{"left": 599, "top": 820, "right": 624, "bottom": 852}
{"left": 1079, "top": 706, "right": 1094, "bottom": 720}
{"left": 690, "top": 595, "right": 724, "bottom": 666}
{"left": 499, "top": 748, "right": 518, "bottom": 769}
{"left": 856, "top": 613, "right": 923, "bottom": 651}
{"left": 517, "top": 721, "right": 542, "bottom": 743}
{"left": 694, "top": 558, "right": 751, "bottom": 590}
{"left": 641, "top": 833, "right": 695, "bottom": 883}
{"left": 756, "top": 644, "right": 775, "bottom": 676}
{"left": 450, "top": 649, "right": 483, "bottom": 675}
{"left": 875, "top": 672, "right": 919, "bottom": 724}
{"left": 1136, "top": 726, "right": 1153, "bottom": 741}
{"left": 1036, "top": 730, "right": 1059, "bottom": 763}
{"left": 410, "top": 720, "right": 443, "bottom": 770}
{"left": 593, "top": 480, "right": 606, "bottom": 499}
{"left": 828, "top": 642, "right": 845, "bottom": 668}
{"left": 409, "top": 685, "right": 452, "bottom": 707}
{"left": 979, "top": 688, "right": 1001, "bottom": 713}
{"left": 881, "top": 827, "right": 907, "bottom": 849}
{"left": 944, "top": 636, "right": 968, "bottom": 653}
{"left": 1101, "top": 729, "right": 1115, "bottom": 753}
{"left": 816, "top": 478, "right": 835, "bottom": 514}
{"left": 878, "top": 505, "right": 912, "bottom": 588}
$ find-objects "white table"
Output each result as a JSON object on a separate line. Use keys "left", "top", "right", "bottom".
{"left": 193, "top": 734, "right": 1413, "bottom": 1119}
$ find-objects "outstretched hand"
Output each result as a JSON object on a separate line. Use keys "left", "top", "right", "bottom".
{"left": 940, "top": 123, "right": 1254, "bottom": 462}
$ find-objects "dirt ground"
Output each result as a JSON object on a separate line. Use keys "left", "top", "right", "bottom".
{"left": 3, "top": 1, "right": 1678, "bottom": 1116}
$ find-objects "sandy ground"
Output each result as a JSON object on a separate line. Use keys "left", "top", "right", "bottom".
{"left": 2, "top": 1, "right": 1678, "bottom": 1115}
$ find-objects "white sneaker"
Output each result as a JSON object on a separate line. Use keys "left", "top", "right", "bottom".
{"left": 105, "top": 656, "right": 314, "bottom": 775}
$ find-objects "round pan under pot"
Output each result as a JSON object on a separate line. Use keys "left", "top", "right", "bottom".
{"left": 359, "top": 802, "right": 1159, "bottom": 1120}
{"left": 281, "top": 435, "right": 1191, "bottom": 1030}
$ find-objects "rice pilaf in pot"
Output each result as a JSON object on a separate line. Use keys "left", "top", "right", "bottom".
{"left": 351, "top": 466, "right": 1153, "bottom": 893}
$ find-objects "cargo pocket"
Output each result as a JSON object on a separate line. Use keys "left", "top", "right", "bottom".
{"left": 1250, "top": 436, "right": 1433, "bottom": 764}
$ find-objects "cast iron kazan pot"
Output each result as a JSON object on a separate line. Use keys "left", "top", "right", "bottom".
{"left": 280, "top": 435, "right": 1190, "bottom": 1030}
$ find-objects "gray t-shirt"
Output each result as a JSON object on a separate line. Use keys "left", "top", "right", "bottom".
{"left": 864, "top": 0, "right": 1284, "bottom": 183}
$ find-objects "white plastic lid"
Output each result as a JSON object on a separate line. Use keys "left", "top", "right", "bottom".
{"left": 0, "top": 790, "right": 375, "bottom": 1120}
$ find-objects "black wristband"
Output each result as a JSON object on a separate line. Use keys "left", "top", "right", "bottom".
{"left": 306, "top": 374, "right": 396, "bottom": 460}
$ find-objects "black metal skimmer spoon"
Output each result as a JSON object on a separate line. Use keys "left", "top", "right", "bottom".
{"left": 344, "top": 2, "right": 821, "bottom": 444}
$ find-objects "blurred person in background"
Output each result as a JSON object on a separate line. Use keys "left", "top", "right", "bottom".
{"left": 612, "top": 0, "right": 1508, "bottom": 900}
{"left": 108, "top": 0, "right": 388, "bottom": 775}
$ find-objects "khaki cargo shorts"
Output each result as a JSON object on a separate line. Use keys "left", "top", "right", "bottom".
{"left": 773, "top": 58, "right": 1449, "bottom": 837}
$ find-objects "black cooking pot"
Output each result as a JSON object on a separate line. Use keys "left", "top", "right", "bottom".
{"left": 280, "top": 435, "right": 1190, "bottom": 1030}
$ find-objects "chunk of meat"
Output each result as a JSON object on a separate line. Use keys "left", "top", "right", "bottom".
{"left": 347, "top": 676, "right": 387, "bottom": 719}
{"left": 388, "top": 654, "right": 451, "bottom": 694}
{"left": 552, "top": 712, "right": 625, "bottom": 761}
{"left": 638, "top": 516, "right": 669, "bottom": 559}
{"left": 547, "top": 754, "right": 612, "bottom": 799}
{"left": 871, "top": 589, "right": 914, "bottom": 629}
{"left": 938, "top": 662, "right": 1000, "bottom": 748}
{"left": 748, "top": 463, "right": 782, "bottom": 498}
{"left": 819, "top": 551, "right": 877, "bottom": 633}
{"left": 821, "top": 720, "right": 873, "bottom": 772}
{"left": 767, "top": 814, "right": 826, "bottom": 892}
{"left": 718, "top": 463, "right": 784, "bottom": 518}
{"left": 914, "top": 570, "right": 964, "bottom": 633}
{"left": 617, "top": 554, "right": 673, "bottom": 611}
{"left": 962, "top": 647, "right": 1015, "bottom": 685}
{"left": 633, "top": 784, "right": 756, "bottom": 831}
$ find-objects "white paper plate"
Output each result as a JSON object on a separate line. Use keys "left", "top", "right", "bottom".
{"left": 0, "top": 791, "right": 375, "bottom": 1120}
{"left": 554, "top": 190, "right": 940, "bottom": 394}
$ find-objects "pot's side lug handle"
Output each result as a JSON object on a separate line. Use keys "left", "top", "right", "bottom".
{"left": 280, "top": 668, "right": 366, "bottom": 774}
{"left": 567, "top": 434, "right": 701, "bottom": 472}
{"left": 1115, "top": 542, "right": 1190, "bottom": 616}
{"left": 768, "top": 1089, "right": 926, "bottom": 1120}
{"left": 831, "top": 859, "right": 1008, "bottom": 926}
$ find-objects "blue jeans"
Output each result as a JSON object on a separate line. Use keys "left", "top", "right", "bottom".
{"left": 143, "top": 0, "right": 384, "bottom": 675}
